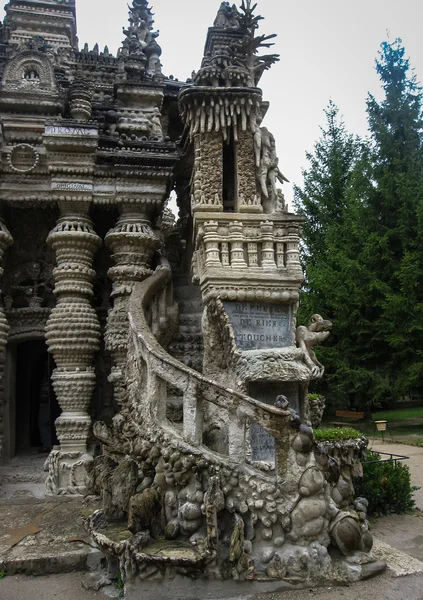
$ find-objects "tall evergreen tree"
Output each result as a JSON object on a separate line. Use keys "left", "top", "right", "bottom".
{"left": 295, "top": 39, "right": 423, "bottom": 409}
{"left": 294, "top": 100, "right": 360, "bottom": 266}
{"left": 362, "top": 38, "right": 423, "bottom": 403}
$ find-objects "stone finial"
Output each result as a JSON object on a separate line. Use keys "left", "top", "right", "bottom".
{"left": 120, "top": 0, "right": 162, "bottom": 77}
{"left": 193, "top": 0, "right": 279, "bottom": 88}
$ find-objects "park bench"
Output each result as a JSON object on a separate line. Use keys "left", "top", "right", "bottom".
{"left": 330, "top": 410, "right": 365, "bottom": 430}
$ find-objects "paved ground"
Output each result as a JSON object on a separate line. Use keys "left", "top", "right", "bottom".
{"left": 0, "top": 572, "right": 110, "bottom": 600}
{"left": 370, "top": 441, "right": 423, "bottom": 509}
{"left": 253, "top": 571, "right": 423, "bottom": 600}
{"left": 3, "top": 570, "right": 423, "bottom": 600}
{"left": 0, "top": 495, "right": 102, "bottom": 576}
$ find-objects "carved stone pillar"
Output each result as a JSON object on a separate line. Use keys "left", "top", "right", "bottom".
{"left": 0, "top": 219, "right": 12, "bottom": 461}
{"left": 105, "top": 206, "right": 160, "bottom": 407}
{"left": 45, "top": 203, "right": 101, "bottom": 492}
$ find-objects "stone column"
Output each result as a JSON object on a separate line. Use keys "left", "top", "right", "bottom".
{"left": 105, "top": 206, "right": 160, "bottom": 407}
{"left": 45, "top": 202, "right": 101, "bottom": 492}
{"left": 0, "top": 219, "right": 12, "bottom": 462}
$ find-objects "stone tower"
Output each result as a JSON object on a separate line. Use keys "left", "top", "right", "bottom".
{"left": 179, "top": 1, "right": 311, "bottom": 437}
{"left": 84, "top": 3, "right": 383, "bottom": 597}
{"left": 2, "top": 0, "right": 77, "bottom": 49}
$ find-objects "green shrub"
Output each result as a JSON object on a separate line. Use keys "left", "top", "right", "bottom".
{"left": 354, "top": 451, "right": 417, "bottom": 516}
{"left": 314, "top": 427, "right": 361, "bottom": 442}
{"left": 308, "top": 393, "right": 325, "bottom": 401}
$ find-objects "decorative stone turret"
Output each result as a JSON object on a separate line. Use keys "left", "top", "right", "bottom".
{"left": 3, "top": 0, "right": 77, "bottom": 50}
{"left": 119, "top": 0, "right": 163, "bottom": 80}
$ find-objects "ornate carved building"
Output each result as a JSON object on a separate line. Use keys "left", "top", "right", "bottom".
{"left": 0, "top": 0, "right": 181, "bottom": 490}
{"left": 0, "top": 0, "right": 383, "bottom": 593}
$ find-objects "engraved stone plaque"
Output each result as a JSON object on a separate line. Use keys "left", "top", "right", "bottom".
{"left": 250, "top": 423, "right": 275, "bottom": 462}
{"left": 223, "top": 301, "right": 291, "bottom": 350}
{"left": 45, "top": 125, "right": 98, "bottom": 137}
{"left": 52, "top": 182, "right": 93, "bottom": 192}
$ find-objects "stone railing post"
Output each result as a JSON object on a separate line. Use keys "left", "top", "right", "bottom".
{"left": 45, "top": 202, "right": 101, "bottom": 492}
{"left": 0, "top": 218, "right": 13, "bottom": 461}
{"left": 183, "top": 379, "right": 203, "bottom": 446}
{"left": 229, "top": 221, "right": 246, "bottom": 268}
{"left": 105, "top": 206, "right": 160, "bottom": 407}
{"left": 203, "top": 221, "right": 221, "bottom": 268}
{"left": 228, "top": 409, "right": 245, "bottom": 463}
{"left": 260, "top": 221, "right": 276, "bottom": 268}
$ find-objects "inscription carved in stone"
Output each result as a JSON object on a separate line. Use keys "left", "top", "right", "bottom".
{"left": 52, "top": 182, "right": 93, "bottom": 191}
{"left": 45, "top": 125, "right": 98, "bottom": 136}
{"left": 250, "top": 422, "right": 275, "bottom": 462}
{"left": 223, "top": 301, "right": 291, "bottom": 350}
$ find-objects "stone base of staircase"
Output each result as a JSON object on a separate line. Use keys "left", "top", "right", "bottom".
{"left": 0, "top": 494, "right": 103, "bottom": 576}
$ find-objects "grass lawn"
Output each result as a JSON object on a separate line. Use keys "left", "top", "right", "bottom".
{"left": 322, "top": 406, "right": 423, "bottom": 446}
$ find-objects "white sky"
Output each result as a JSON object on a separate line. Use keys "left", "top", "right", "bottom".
{"left": 2, "top": 1, "right": 422, "bottom": 208}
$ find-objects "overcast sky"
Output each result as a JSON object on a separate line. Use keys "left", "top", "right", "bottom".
{"left": 2, "top": 1, "right": 423, "bottom": 207}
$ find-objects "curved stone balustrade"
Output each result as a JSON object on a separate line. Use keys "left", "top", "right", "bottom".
{"left": 128, "top": 266, "right": 297, "bottom": 482}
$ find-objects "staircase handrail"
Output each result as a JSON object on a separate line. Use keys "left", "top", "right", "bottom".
{"left": 129, "top": 266, "right": 293, "bottom": 465}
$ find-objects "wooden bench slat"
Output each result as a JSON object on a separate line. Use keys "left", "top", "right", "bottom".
{"left": 335, "top": 411, "right": 365, "bottom": 419}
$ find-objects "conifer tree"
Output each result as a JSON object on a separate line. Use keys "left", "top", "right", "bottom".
{"left": 295, "top": 39, "right": 423, "bottom": 409}
{"left": 361, "top": 38, "right": 423, "bottom": 403}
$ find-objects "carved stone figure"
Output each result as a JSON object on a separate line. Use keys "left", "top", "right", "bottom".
{"left": 258, "top": 127, "right": 289, "bottom": 211}
{"left": 308, "top": 394, "right": 326, "bottom": 428}
{"left": 149, "top": 108, "right": 163, "bottom": 140}
{"left": 296, "top": 315, "right": 333, "bottom": 378}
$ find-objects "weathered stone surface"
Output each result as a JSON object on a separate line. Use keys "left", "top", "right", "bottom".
{"left": 128, "top": 489, "right": 161, "bottom": 535}
{"left": 0, "top": 0, "right": 379, "bottom": 594}
{"left": 224, "top": 301, "right": 292, "bottom": 350}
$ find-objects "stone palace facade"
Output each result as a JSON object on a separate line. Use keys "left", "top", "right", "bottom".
{"left": 0, "top": 0, "right": 384, "bottom": 594}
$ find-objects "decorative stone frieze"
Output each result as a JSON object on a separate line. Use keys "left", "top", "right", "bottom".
{"left": 179, "top": 88, "right": 263, "bottom": 142}
{"left": 193, "top": 214, "right": 304, "bottom": 304}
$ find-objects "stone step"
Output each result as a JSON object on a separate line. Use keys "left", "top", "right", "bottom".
{"left": 170, "top": 333, "right": 203, "bottom": 344}
{"left": 0, "top": 497, "right": 103, "bottom": 576}
{"left": 0, "top": 454, "right": 48, "bottom": 485}
{"left": 172, "top": 273, "right": 192, "bottom": 288}
{"left": 179, "top": 324, "right": 203, "bottom": 334}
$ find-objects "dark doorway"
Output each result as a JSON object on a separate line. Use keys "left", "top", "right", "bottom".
{"left": 15, "top": 341, "right": 60, "bottom": 454}
{"left": 222, "top": 133, "right": 237, "bottom": 212}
